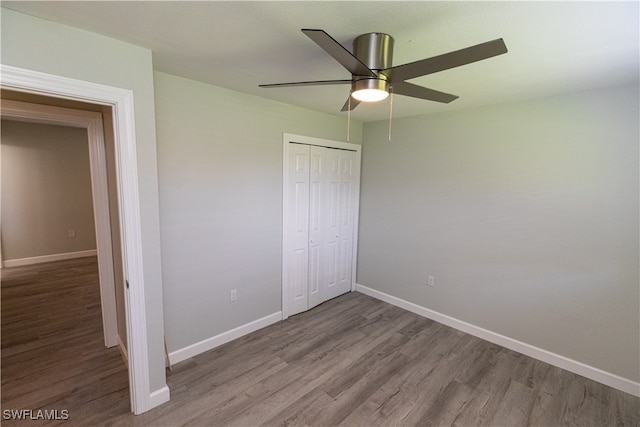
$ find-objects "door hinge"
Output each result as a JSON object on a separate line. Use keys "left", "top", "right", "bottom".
{"left": 126, "top": 280, "right": 130, "bottom": 289}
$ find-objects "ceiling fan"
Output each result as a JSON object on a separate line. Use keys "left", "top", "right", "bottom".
{"left": 260, "top": 29, "right": 508, "bottom": 111}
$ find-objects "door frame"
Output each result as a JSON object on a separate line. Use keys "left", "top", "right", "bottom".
{"left": 0, "top": 64, "right": 160, "bottom": 414}
{"left": 281, "top": 133, "right": 361, "bottom": 319}
{"left": 1, "top": 99, "right": 119, "bottom": 349}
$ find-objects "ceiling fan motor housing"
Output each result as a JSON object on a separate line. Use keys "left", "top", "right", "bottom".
{"left": 353, "top": 32, "right": 394, "bottom": 72}
{"left": 352, "top": 32, "right": 394, "bottom": 95}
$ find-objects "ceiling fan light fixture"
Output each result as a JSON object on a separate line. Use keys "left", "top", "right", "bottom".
{"left": 351, "top": 78, "right": 389, "bottom": 102}
{"left": 261, "top": 29, "right": 508, "bottom": 112}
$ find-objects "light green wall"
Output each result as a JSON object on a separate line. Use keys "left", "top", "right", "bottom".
{"left": 358, "top": 84, "right": 640, "bottom": 382}
{"left": 1, "top": 8, "right": 166, "bottom": 393}
{"left": 1, "top": 121, "right": 96, "bottom": 260}
{"left": 153, "top": 71, "right": 362, "bottom": 352}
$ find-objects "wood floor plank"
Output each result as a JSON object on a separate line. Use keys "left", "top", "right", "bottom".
{"left": 339, "top": 325, "right": 471, "bottom": 425}
{"left": 321, "top": 351, "right": 412, "bottom": 426}
{"left": 416, "top": 379, "right": 474, "bottom": 426}
{"left": 453, "top": 337, "right": 502, "bottom": 390}
{"left": 321, "top": 332, "right": 410, "bottom": 399}
{"left": 451, "top": 349, "right": 521, "bottom": 427}
{"left": 489, "top": 378, "right": 537, "bottom": 426}
{"left": 258, "top": 388, "right": 335, "bottom": 427}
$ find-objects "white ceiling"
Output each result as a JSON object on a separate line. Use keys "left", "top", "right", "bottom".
{"left": 2, "top": 1, "right": 639, "bottom": 122}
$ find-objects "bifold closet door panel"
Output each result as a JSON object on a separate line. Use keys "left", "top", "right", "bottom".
{"left": 309, "top": 146, "right": 343, "bottom": 309}
{"left": 285, "top": 143, "right": 311, "bottom": 317}
{"left": 308, "top": 146, "right": 323, "bottom": 309}
{"left": 331, "top": 149, "right": 357, "bottom": 300}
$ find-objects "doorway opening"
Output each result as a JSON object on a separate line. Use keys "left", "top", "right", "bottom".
{"left": 1, "top": 95, "right": 130, "bottom": 414}
{"left": 0, "top": 64, "right": 166, "bottom": 414}
{"left": 1, "top": 97, "right": 123, "bottom": 350}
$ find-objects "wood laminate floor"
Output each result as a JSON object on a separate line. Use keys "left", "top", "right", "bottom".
{"left": 1, "top": 257, "right": 130, "bottom": 426}
{"left": 2, "top": 257, "right": 639, "bottom": 426}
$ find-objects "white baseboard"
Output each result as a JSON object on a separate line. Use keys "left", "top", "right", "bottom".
{"left": 2, "top": 249, "right": 97, "bottom": 268}
{"left": 148, "top": 385, "right": 170, "bottom": 410}
{"left": 168, "top": 311, "right": 283, "bottom": 365}
{"left": 356, "top": 283, "right": 640, "bottom": 397}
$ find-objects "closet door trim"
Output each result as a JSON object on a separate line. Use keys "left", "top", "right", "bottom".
{"left": 282, "top": 133, "right": 361, "bottom": 319}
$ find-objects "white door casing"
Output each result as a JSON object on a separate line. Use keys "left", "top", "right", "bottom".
{"left": 282, "top": 134, "right": 361, "bottom": 318}
{"left": 0, "top": 64, "right": 168, "bottom": 414}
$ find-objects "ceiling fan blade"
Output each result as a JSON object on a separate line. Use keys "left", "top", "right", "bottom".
{"left": 392, "top": 81, "right": 458, "bottom": 103}
{"left": 259, "top": 79, "right": 352, "bottom": 88}
{"left": 302, "top": 29, "right": 376, "bottom": 77}
{"left": 341, "top": 96, "right": 361, "bottom": 112}
{"left": 383, "top": 38, "right": 508, "bottom": 82}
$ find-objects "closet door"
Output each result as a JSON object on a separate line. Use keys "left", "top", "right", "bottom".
{"left": 285, "top": 143, "right": 310, "bottom": 316}
{"left": 329, "top": 149, "right": 358, "bottom": 300}
{"left": 310, "top": 147, "right": 358, "bottom": 306}
{"left": 283, "top": 136, "right": 360, "bottom": 318}
{"left": 308, "top": 146, "right": 325, "bottom": 309}
{"left": 318, "top": 148, "right": 343, "bottom": 304}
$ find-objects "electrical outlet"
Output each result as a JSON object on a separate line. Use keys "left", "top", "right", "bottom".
{"left": 427, "top": 275, "right": 435, "bottom": 287}
{"left": 67, "top": 229, "right": 76, "bottom": 238}
{"left": 229, "top": 289, "right": 237, "bottom": 302}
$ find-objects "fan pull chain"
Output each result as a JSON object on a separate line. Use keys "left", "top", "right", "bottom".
{"left": 388, "top": 87, "right": 394, "bottom": 142}
{"left": 347, "top": 94, "right": 351, "bottom": 142}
